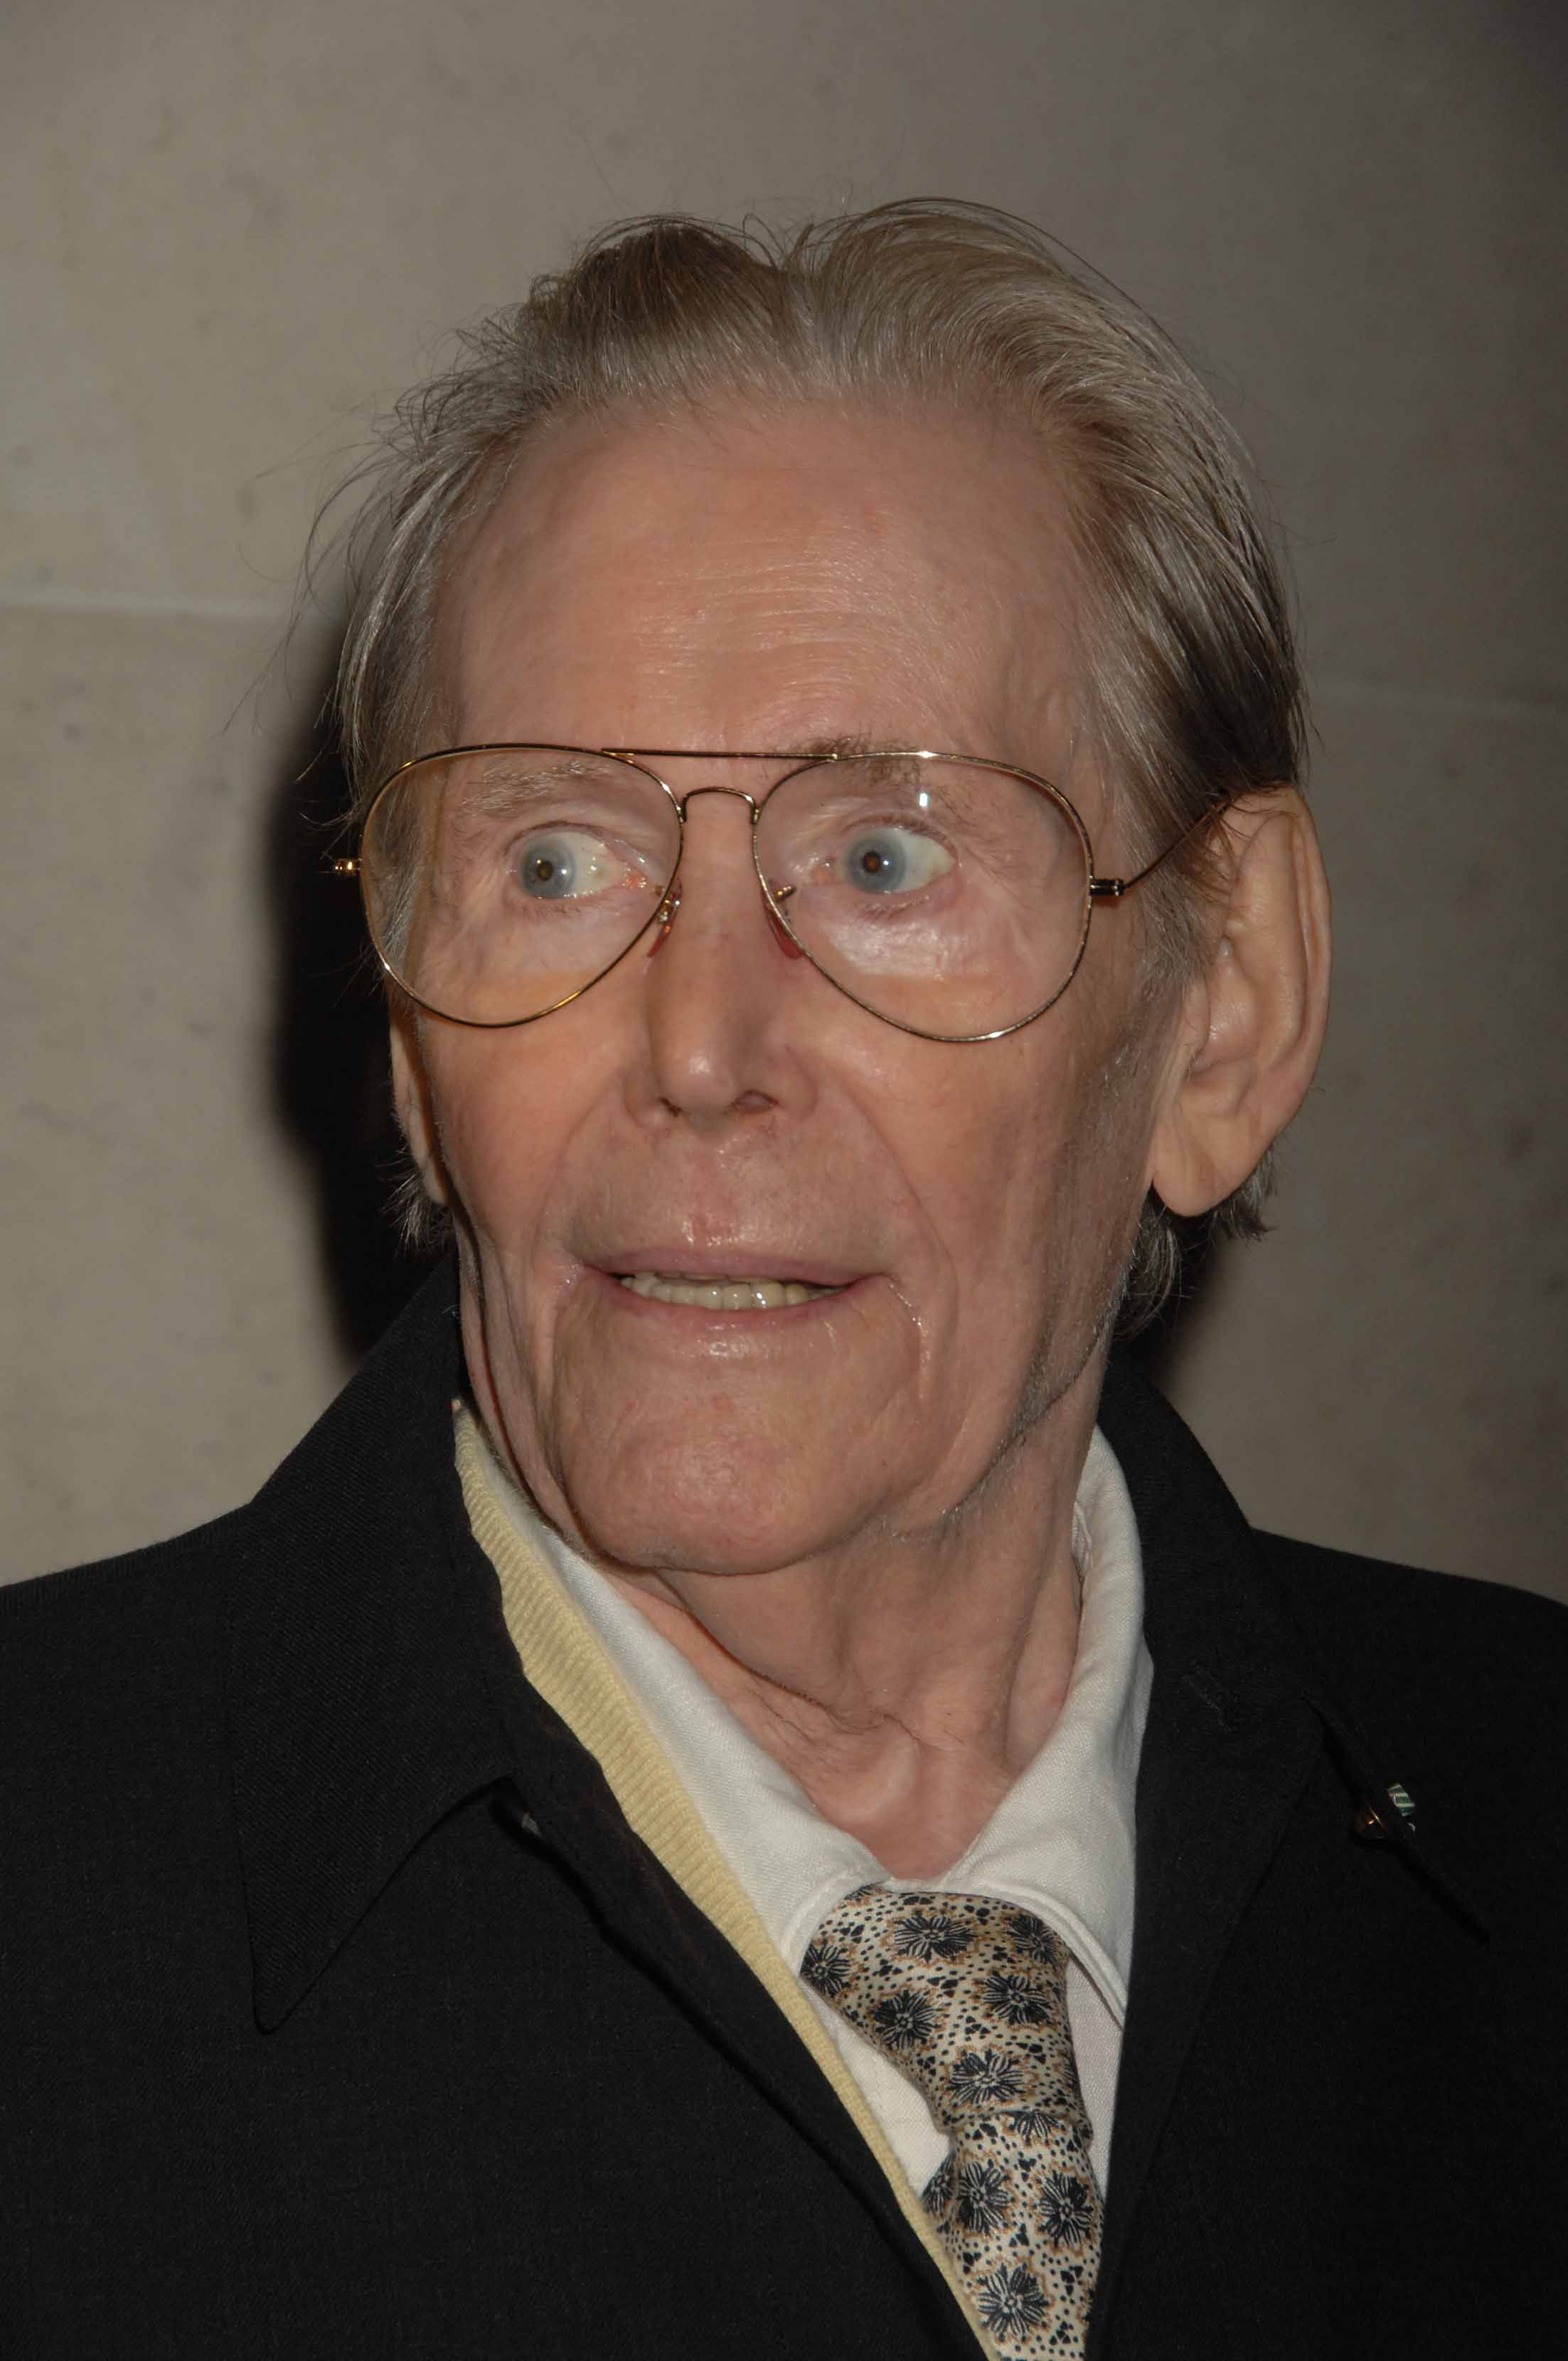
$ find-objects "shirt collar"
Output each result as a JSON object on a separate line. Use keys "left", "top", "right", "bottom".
{"left": 474, "top": 1418, "right": 1151, "bottom": 2022}
{"left": 931, "top": 1430, "right": 1150, "bottom": 2015}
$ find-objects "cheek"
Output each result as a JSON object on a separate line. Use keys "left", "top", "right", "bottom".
{"left": 425, "top": 1030, "right": 604, "bottom": 1260}
{"left": 928, "top": 1025, "right": 1148, "bottom": 1337}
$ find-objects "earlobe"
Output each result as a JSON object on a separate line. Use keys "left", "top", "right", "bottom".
{"left": 1146, "top": 792, "right": 1332, "bottom": 1218}
{"left": 389, "top": 1011, "right": 452, "bottom": 1209}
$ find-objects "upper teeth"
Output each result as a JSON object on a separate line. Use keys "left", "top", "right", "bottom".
{"left": 618, "top": 1272, "right": 838, "bottom": 1309}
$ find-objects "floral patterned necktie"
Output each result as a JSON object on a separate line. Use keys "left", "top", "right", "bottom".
{"left": 802, "top": 1886, "right": 1103, "bottom": 2356}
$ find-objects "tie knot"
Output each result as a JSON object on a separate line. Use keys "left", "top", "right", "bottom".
{"left": 801, "top": 1886, "right": 1084, "bottom": 2138}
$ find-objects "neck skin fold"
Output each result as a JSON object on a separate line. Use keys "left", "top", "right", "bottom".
{"left": 469, "top": 1319, "right": 1106, "bottom": 1879}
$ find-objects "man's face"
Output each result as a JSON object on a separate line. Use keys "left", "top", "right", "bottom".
{"left": 398, "top": 400, "right": 1178, "bottom": 1577}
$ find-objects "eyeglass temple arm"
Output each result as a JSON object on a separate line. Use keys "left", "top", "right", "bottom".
{"left": 1088, "top": 795, "right": 1237, "bottom": 902}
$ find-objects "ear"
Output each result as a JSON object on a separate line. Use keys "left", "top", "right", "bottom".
{"left": 1146, "top": 790, "right": 1332, "bottom": 1217}
{"left": 388, "top": 1005, "right": 452, "bottom": 1209}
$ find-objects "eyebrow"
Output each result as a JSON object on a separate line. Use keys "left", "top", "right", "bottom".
{"left": 799, "top": 730, "right": 880, "bottom": 759}
{"left": 623, "top": 732, "right": 917, "bottom": 761}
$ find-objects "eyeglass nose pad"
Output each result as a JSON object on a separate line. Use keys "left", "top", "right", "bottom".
{"left": 766, "top": 883, "right": 806, "bottom": 961}
{"left": 646, "top": 884, "right": 681, "bottom": 958}
{"left": 645, "top": 878, "right": 807, "bottom": 963}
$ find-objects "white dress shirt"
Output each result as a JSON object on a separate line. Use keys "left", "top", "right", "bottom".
{"left": 481, "top": 1425, "right": 1151, "bottom": 2197}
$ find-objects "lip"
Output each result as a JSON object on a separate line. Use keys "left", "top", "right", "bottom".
{"left": 586, "top": 1264, "right": 870, "bottom": 1321}
{"left": 592, "top": 1248, "right": 868, "bottom": 1289}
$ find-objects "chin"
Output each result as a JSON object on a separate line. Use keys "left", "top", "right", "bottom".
{"left": 558, "top": 1434, "right": 868, "bottom": 1580}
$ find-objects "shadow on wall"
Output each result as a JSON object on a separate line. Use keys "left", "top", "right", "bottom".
{"left": 266, "top": 642, "right": 434, "bottom": 1363}
{"left": 263, "top": 641, "right": 1231, "bottom": 1385}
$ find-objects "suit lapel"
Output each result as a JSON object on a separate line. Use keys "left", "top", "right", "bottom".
{"left": 1095, "top": 1666, "right": 1323, "bottom": 2324}
{"left": 1087, "top": 1355, "right": 1490, "bottom": 2348}
{"left": 226, "top": 1268, "right": 518, "bottom": 2030}
{"left": 1089, "top": 1356, "right": 1335, "bottom": 2330}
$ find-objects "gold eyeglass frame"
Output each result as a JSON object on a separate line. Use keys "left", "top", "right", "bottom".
{"left": 338, "top": 744, "right": 1222, "bottom": 1045}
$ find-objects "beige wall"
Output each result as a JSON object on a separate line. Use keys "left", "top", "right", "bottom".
{"left": 6, "top": 0, "right": 1564, "bottom": 1593}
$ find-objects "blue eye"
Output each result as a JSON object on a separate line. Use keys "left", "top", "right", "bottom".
{"left": 515, "top": 830, "right": 617, "bottom": 900}
{"left": 842, "top": 829, "right": 953, "bottom": 893}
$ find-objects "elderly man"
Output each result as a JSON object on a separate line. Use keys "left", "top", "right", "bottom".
{"left": 4, "top": 203, "right": 1564, "bottom": 2360}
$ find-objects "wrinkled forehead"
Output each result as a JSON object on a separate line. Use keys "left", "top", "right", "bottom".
{"left": 434, "top": 399, "right": 1088, "bottom": 773}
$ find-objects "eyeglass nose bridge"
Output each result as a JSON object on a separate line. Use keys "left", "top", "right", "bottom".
{"left": 648, "top": 780, "right": 804, "bottom": 961}
{"left": 670, "top": 781, "right": 763, "bottom": 821}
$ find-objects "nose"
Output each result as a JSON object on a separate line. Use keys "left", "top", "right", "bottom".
{"left": 653, "top": 782, "right": 804, "bottom": 961}
{"left": 632, "top": 782, "right": 810, "bottom": 1129}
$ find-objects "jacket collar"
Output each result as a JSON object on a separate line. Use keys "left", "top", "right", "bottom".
{"left": 225, "top": 1260, "right": 518, "bottom": 2030}
{"left": 1088, "top": 1350, "right": 1484, "bottom": 2345}
{"left": 1097, "top": 1348, "right": 1476, "bottom": 1904}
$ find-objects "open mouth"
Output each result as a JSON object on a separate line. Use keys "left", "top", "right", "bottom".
{"left": 615, "top": 1272, "right": 846, "bottom": 1311}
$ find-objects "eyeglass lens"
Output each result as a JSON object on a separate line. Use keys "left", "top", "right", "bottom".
{"left": 360, "top": 748, "right": 1092, "bottom": 1038}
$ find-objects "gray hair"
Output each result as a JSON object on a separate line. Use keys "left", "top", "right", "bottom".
{"left": 320, "top": 201, "right": 1307, "bottom": 1328}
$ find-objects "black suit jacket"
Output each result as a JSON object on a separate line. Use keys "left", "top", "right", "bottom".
{"left": 4, "top": 1264, "right": 1564, "bottom": 2358}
